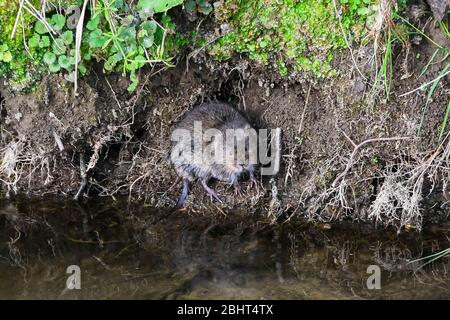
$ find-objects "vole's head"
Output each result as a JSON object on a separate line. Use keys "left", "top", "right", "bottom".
{"left": 223, "top": 123, "right": 258, "bottom": 170}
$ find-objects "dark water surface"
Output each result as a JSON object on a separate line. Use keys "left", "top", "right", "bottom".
{"left": 0, "top": 197, "right": 449, "bottom": 299}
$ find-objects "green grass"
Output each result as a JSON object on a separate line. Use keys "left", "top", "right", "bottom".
{"left": 409, "top": 247, "right": 450, "bottom": 270}
{"left": 438, "top": 100, "right": 450, "bottom": 142}
{"left": 379, "top": 28, "right": 394, "bottom": 99}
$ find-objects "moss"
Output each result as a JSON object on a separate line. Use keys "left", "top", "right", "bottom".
{"left": 0, "top": 1, "right": 82, "bottom": 90}
{"left": 210, "top": 0, "right": 378, "bottom": 78}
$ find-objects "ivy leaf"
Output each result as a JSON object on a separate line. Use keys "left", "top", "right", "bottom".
{"left": 141, "top": 35, "right": 154, "bottom": 48}
{"left": 78, "top": 63, "right": 87, "bottom": 75}
{"left": 137, "top": 0, "right": 183, "bottom": 14}
{"left": 112, "top": 0, "right": 125, "bottom": 10}
{"left": 83, "top": 51, "right": 92, "bottom": 61}
{"left": 39, "top": 35, "right": 50, "bottom": 48}
{"left": 1, "top": 51, "right": 12, "bottom": 62}
{"left": 89, "top": 29, "right": 108, "bottom": 48}
{"left": 197, "top": 0, "right": 213, "bottom": 15}
{"left": 123, "top": 15, "right": 135, "bottom": 26}
{"left": 28, "top": 34, "right": 40, "bottom": 48}
{"left": 58, "top": 55, "right": 73, "bottom": 70}
{"left": 357, "top": 7, "right": 370, "bottom": 15}
{"left": 51, "top": 14, "right": 66, "bottom": 31}
{"left": 62, "top": 31, "right": 74, "bottom": 45}
{"left": 52, "top": 38, "right": 66, "bottom": 55}
{"left": 35, "top": 21, "right": 48, "bottom": 34}
{"left": 43, "top": 51, "right": 56, "bottom": 65}
{"left": 184, "top": 0, "right": 196, "bottom": 13}
{"left": 119, "top": 26, "right": 136, "bottom": 43}
{"left": 140, "top": 21, "right": 157, "bottom": 36}
{"left": 86, "top": 16, "right": 100, "bottom": 31}
{"left": 65, "top": 71, "right": 76, "bottom": 82}
{"left": 48, "top": 62, "right": 61, "bottom": 72}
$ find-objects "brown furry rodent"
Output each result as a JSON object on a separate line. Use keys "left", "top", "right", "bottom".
{"left": 170, "top": 102, "right": 258, "bottom": 208}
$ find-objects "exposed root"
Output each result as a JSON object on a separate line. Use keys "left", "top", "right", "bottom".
{"left": 369, "top": 133, "right": 450, "bottom": 231}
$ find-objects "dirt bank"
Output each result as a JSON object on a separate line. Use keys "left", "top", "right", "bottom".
{"left": 1, "top": 5, "right": 450, "bottom": 231}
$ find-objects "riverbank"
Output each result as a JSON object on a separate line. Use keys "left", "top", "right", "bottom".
{"left": 1, "top": 1, "right": 450, "bottom": 231}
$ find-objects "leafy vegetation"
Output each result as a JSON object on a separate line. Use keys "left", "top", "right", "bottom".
{"left": 0, "top": 0, "right": 186, "bottom": 92}
{"left": 209, "top": 0, "right": 381, "bottom": 77}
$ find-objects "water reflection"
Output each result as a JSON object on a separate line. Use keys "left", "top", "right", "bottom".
{"left": 0, "top": 197, "right": 449, "bottom": 299}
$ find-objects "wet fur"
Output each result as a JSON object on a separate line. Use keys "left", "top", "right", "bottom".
{"left": 170, "top": 103, "right": 257, "bottom": 207}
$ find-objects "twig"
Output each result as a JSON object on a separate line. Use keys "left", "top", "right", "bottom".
{"left": 332, "top": 0, "right": 367, "bottom": 81}
{"left": 105, "top": 77, "right": 122, "bottom": 110}
{"left": 399, "top": 69, "right": 450, "bottom": 97}
{"left": 74, "top": 0, "right": 89, "bottom": 94}
{"left": 74, "top": 152, "right": 87, "bottom": 200}
{"left": 11, "top": 0, "right": 25, "bottom": 38}
{"left": 297, "top": 83, "right": 312, "bottom": 135}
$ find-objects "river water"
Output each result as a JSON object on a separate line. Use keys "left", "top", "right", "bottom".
{"left": 0, "top": 197, "right": 449, "bottom": 299}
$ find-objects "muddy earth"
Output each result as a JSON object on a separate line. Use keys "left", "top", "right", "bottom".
{"left": 1, "top": 4, "right": 450, "bottom": 233}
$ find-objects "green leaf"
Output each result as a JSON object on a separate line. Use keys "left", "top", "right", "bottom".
{"left": 35, "top": 21, "right": 48, "bottom": 34}
{"left": 43, "top": 51, "right": 56, "bottom": 65}
{"left": 58, "top": 55, "right": 73, "bottom": 70}
{"left": 184, "top": 0, "right": 196, "bottom": 13}
{"left": 1, "top": 51, "right": 12, "bottom": 62}
{"left": 78, "top": 63, "right": 87, "bottom": 75}
{"left": 65, "top": 71, "right": 76, "bottom": 82}
{"left": 62, "top": 31, "right": 74, "bottom": 45}
{"left": 137, "top": 0, "right": 183, "bottom": 14}
{"left": 113, "top": 0, "right": 125, "bottom": 10}
{"left": 52, "top": 38, "right": 66, "bottom": 55}
{"left": 141, "top": 35, "right": 154, "bottom": 48}
{"left": 83, "top": 51, "right": 92, "bottom": 61}
{"left": 134, "top": 54, "right": 147, "bottom": 68}
{"left": 357, "top": 7, "right": 370, "bottom": 15}
{"left": 48, "top": 62, "right": 61, "bottom": 73}
{"left": 28, "top": 34, "right": 40, "bottom": 48}
{"left": 104, "top": 52, "right": 123, "bottom": 71}
{"left": 39, "top": 35, "right": 50, "bottom": 48}
{"left": 51, "top": 14, "right": 66, "bottom": 31}
{"left": 197, "top": 0, "right": 212, "bottom": 15}
{"left": 86, "top": 16, "right": 100, "bottom": 31}
{"left": 89, "top": 29, "right": 108, "bottom": 48}
{"left": 140, "top": 21, "right": 157, "bottom": 36}
{"left": 127, "top": 72, "right": 138, "bottom": 92}
{"left": 119, "top": 26, "right": 136, "bottom": 43}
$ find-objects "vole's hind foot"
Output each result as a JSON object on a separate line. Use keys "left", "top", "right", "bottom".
{"left": 248, "top": 173, "right": 260, "bottom": 192}
{"left": 175, "top": 178, "right": 190, "bottom": 209}
{"left": 201, "top": 179, "right": 223, "bottom": 203}
{"left": 233, "top": 181, "right": 243, "bottom": 196}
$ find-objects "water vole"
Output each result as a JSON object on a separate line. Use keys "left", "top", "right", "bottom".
{"left": 170, "top": 102, "right": 258, "bottom": 208}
